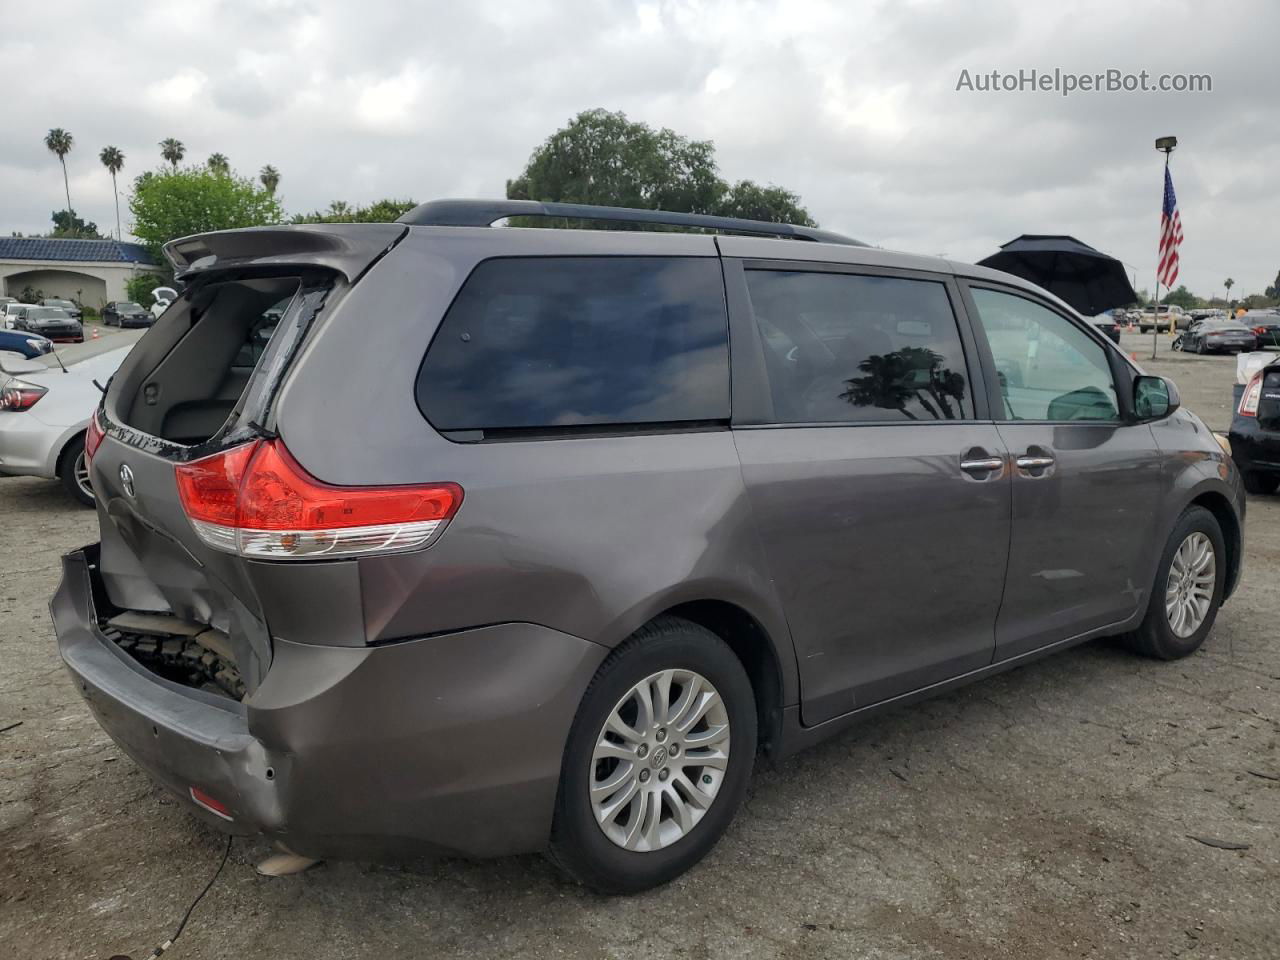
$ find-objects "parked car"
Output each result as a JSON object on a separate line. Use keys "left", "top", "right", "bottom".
{"left": 12, "top": 305, "right": 84, "bottom": 343}
{"left": 55, "top": 201, "right": 1245, "bottom": 894}
{"left": 1139, "top": 304, "right": 1190, "bottom": 332}
{"left": 39, "top": 297, "right": 82, "bottom": 321}
{"left": 102, "top": 301, "right": 154, "bottom": 327}
{"left": 1229, "top": 351, "right": 1280, "bottom": 494}
{"left": 2, "top": 302, "right": 31, "bottom": 329}
{"left": 1243, "top": 312, "right": 1280, "bottom": 349}
{"left": 0, "top": 328, "right": 54, "bottom": 358}
{"left": 1089, "top": 311, "right": 1123, "bottom": 344}
{"left": 1179, "top": 319, "right": 1258, "bottom": 354}
{"left": 0, "top": 344, "right": 131, "bottom": 505}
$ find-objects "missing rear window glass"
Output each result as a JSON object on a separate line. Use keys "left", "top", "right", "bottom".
{"left": 115, "top": 278, "right": 300, "bottom": 445}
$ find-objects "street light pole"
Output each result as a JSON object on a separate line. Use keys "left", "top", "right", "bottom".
{"left": 1152, "top": 136, "right": 1177, "bottom": 360}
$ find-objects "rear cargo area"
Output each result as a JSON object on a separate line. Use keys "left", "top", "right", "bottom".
{"left": 113, "top": 277, "right": 299, "bottom": 445}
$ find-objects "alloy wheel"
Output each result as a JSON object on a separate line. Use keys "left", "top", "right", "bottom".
{"left": 73, "top": 450, "right": 94, "bottom": 502}
{"left": 589, "top": 669, "right": 730, "bottom": 852}
{"left": 1164, "top": 531, "right": 1215, "bottom": 638}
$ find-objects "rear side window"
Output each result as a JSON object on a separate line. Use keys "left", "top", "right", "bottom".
{"left": 418, "top": 257, "right": 729, "bottom": 432}
{"left": 744, "top": 270, "right": 974, "bottom": 423}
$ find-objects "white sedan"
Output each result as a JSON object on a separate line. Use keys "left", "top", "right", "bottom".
{"left": 0, "top": 339, "right": 137, "bottom": 506}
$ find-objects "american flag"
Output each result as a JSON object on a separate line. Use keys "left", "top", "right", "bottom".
{"left": 1157, "top": 166, "right": 1183, "bottom": 289}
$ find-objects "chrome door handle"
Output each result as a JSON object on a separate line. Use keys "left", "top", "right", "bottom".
{"left": 960, "top": 457, "right": 1005, "bottom": 474}
{"left": 1015, "top": 455, "right": 1055, "bottom": 469}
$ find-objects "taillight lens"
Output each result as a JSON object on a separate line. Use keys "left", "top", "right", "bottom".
{"left": 0, "top": 376, "right": 47, "bottom": 411}
{"left": 84, "top": 407, "right": 106, "bottom": 469}
{"left": 175, "top": 439, "right": 462, "bottom": 559}
{"left": 1239, "top": 373, "right": 1263, "bottom": 417}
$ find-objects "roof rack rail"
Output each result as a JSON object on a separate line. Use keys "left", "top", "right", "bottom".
{"left": 396, "top": 198, "right": 865, "bottom": 247}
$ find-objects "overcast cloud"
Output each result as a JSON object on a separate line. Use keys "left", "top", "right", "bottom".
{"left": 4, "top": 0, "right": 1277, "bottom": 297}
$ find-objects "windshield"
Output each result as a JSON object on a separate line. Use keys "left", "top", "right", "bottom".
{"left": 118, "top": 302, "right": 143, "bottom": 310}
{"left": 29, "top": 307, "right": 70, "bottom": 320}
{"left": 44, "top": 299, "right": 74, "bottom": 307}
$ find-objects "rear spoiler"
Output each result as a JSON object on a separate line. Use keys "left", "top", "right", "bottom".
{"left": 163, "top": 223, "right": 407, "bottom": 281}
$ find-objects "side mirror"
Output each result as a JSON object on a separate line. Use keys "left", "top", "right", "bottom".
{"left": 1133, "top": 375, "right": 1180, "bottom": 421}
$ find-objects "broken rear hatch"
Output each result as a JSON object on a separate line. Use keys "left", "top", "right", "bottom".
{"left": 88, "top": 223, "right": 406, "bottom": 696}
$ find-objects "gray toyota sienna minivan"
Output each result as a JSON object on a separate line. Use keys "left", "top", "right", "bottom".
{"left": 53, "top": 200, "right": 1245, "bottom": 893}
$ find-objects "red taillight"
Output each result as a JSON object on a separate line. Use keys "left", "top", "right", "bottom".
{"left": 1239, "top": 373, "right": 1263, "bottom": 417}
{"left": 0, "top": 377, "right": 47, "bottom": 412}
{"left": 189, "top": 786, "right": 234, "bottom": 821}
{"left": 175, "top": 438, "right": 462, "bottom": 559}
{"left": 84, "top": 408, "right": 106, "bottom": 468}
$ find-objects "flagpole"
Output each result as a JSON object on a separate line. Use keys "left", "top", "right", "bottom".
{"left": 1152, "top": 138, "right": 1177, "bottom": 360}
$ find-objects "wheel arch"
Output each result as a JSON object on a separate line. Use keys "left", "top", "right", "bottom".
{"left": 619, "top": 597, "right": 792, "bottom": 760}
{"left": 1188, "top": 489, "right": 1242, "bottom": 600}
{"left": 50, "top": 423, "right": 88, "bottom": 478}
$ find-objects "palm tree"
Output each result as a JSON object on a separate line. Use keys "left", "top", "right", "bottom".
{"left": 259, "top": 164, "right": 280, "bottom": 195}
{"left": 159, "top": 137, "right": 185, "bottom": 168}
{"left": 44, "top": 128, "right": 74, "bottom": 224}
{"left": 99, "top": 146, "right": 125, "bottom": 239}
{"left": 1224, "top": 277, "right": 1235, "bottom": 304}
{"left": 207, "top": 153, "right": 230, "bottom": 175}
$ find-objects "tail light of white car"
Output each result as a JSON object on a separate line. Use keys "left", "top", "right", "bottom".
{"left": 175, "top": 438, "right": 463, "bottom": 559}
{"left": 1239, "top": 373, "right": 1264, "bottom": 417}
{"left": 0, "top": 375, "right": 47, "bottom": 411}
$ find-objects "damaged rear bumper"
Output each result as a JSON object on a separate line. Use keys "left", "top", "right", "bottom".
{"left": 52, "top": 546, "right": 608, "bottom": 859}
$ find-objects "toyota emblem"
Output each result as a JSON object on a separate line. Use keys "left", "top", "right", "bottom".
{"left": 119, "top": 463, "right": 135, "bottom": 498}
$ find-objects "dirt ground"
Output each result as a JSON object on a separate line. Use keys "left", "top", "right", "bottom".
{"left": 1, "top": 331, "right": 1277, "bottom": 960}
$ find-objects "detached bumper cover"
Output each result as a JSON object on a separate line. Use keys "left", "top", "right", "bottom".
{"left": 53, "top": 547, "right": 607, "bottom": 858}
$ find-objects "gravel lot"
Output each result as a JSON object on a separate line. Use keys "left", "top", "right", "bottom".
{"left": 2, "top": 331, "right": 1277, "bottom": 960}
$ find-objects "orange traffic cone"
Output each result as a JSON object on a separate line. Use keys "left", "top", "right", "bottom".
{"left": 91, "top": 327, "right": 100, "bottom": 340}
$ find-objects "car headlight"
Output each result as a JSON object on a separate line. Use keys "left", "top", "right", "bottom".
{"left": 1214, "top": 433, "right": 1232, "bottom": 456}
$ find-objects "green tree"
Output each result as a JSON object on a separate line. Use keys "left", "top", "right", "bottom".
{"left": 207, "top": 153, "right": 230, "bottom": 175}
{"left": 159, "top": 137, "right": 186, "bottom": 168}
{"left": 1161, "top": 285, "right": 1202, "bottom": 309}
{"left": 505, "top": 109, "right": 815, "bottom": 226}
{"left": 126, "top": 273, "right": 169, "bottom": 305}
{"left": 716, "top": 180, "right": 816, "bottom": 226}
{"left": 1224, "top": 277, "right": 1235, "bottom": 303}
{"left": 44, "top": 128, "right": 74, "bottom": 221}
{"left": 291, "top": 198, "right": 415, "bottom": 224}
{"left": 100, "top": 146, "right": 125, "bottom": 239}
{"left": 129, "top": 166, "right": 283, "bottom": 268}
{"left": 50, "top": 209, "right": 101, "bottom": 238}
{"left": 259, "top": 164, "right": 280, "bottom": 195}
{"left": 1265, "top": 271, "right": 1279, "bottom": 300}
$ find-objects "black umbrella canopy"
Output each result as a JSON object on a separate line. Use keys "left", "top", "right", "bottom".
{"left": 977, "top": 235, "right": 1139, "bottom": 316}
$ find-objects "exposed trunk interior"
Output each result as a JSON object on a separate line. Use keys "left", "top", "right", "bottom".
{"left": 116, "top": 276, "right": 300, "bottom": 445}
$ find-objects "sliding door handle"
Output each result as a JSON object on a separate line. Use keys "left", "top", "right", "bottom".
{"left": 960, "top": 456, "right": 1005, "bottom": 475}
{"left": 1015, "top": 455, "right": 1055, "bottom": 469}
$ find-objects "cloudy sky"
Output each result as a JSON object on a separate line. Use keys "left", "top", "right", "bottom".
{"left": 5, "top": 0, "right": 1277, "bottom": 297}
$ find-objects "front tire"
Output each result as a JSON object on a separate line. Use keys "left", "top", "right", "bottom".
{"left": 1124, "top": 506, "right": 1225, "bottom": 660}
{"left": 58, "top": 434, "right": 95, "bottom": 508}
{"left": 548, "top": 617, "right": 756, "bottom": 894}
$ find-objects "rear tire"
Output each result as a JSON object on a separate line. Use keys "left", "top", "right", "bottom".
{"left": 548, "top": 616, "right": 756, "bottom": 894}
{"left": 58, "top": 434, "right": 94, "bottom": 508}
{"left": 1243, "top": 472, "right": 1280, "bottom": 496}
{"left": 1124, "top": 506, "right": 1225, "bottom": 660}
